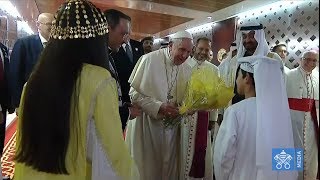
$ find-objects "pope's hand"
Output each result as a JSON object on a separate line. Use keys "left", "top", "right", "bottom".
{"left": 159, "top": 103, "right": 179, "bottom": 119}
{"left": 128, "top": 103, "right": 142, "bottom": 119}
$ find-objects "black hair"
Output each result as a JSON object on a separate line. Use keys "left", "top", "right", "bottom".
{"left": 15, "top": 1, "right": 109, "bottom": 174}
{"left": 236, "top": 66, "right": 255, "bottom": 86}
{"left": 272, "top": 44, "right": 287, "bottom": 52}
{"left": 141, "top": 36, "right": 154, "bottom": 43}
{"left": 104, "top": 9, "right": 131, "bottom": 29}
{"left": 196, "top": 37, "right": 211, "bottom": 44}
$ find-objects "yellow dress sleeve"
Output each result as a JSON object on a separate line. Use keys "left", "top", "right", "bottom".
{"left": 15, "top": 84, "right": 27, "bottom": 159}
{"left": 93, "top": 78, "right": 139, "bottom": 180}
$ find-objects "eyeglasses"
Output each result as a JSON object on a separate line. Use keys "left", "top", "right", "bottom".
{"left": 302, "top": 57, "right": 318, "bottom": 63}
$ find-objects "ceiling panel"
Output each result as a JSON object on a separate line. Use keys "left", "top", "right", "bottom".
{"left": 98, "top": 4, "right": 193, "bottom": 35}
{"left": 35, "top": 0, "right": 193, "bottom": 40}
{"left": 142, "top": 0, "right": 243, "bottom": 13}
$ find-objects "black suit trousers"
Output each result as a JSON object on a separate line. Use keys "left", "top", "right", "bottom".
{"left": 0, "top": 110, "right": 7, "bottom": 154}
{"left": 119, "top": 106, "right": 129, "bottom": 131}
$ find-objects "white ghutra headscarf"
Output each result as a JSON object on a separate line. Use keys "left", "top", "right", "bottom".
{"left": 236, "top": 22, "right": 270, "bottom": 58}
{"left": 238, "top": 56, "right": 297, "bottom": 180}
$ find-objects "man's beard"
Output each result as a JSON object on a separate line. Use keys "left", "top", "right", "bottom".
{"left": 195, "top": 53, "right": 207, "bottom": 61}
{"left": 145, "top": 47, "right": 152, "bottom": 53}
{"left": 243, "top": 42, "right": 258, "bottom": 54}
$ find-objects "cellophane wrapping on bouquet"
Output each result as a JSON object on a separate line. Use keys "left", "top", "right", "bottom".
{"left": 179, "top": 66, "right": 234, "bottom": 114}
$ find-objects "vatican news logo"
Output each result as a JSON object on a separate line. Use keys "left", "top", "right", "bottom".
{"left": 272, "top": 148, "right": 304, "bottom": 171}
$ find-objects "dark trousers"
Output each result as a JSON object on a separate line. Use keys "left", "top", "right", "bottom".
{"left": 0, "top": 110, "right": 7, "bottom": 154}
{"left": 119, "top": 106, "right": 129, "bottom": 131}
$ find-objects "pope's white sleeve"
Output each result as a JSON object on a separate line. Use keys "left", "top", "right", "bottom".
{"left": 129, "top": 87, "right": 163, "bottom": 119}
{"left": 213, "top": 107, "right": 237, "bottom": 180}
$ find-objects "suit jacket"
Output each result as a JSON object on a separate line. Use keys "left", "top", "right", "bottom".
{"left": 0, "top": 42, "right": 12, "bottom": 154}
{"left": 112, "top": 39, "right": 143, "bottom": 103}
{"left": 10, "top": 34, "right": 43, "bottom": 107}
{"left": 0, "top": 43, "right": 11, "bottom": 112}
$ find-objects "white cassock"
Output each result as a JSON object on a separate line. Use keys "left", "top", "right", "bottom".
{"left": 286, "top": 67, "right": 319, "bottom": 180}
{"left": 125, "top": 48, "right": 191, "bottom": 180}
{"left": 180, "top": 57, "right": 217, "bottom": 179}
{"left": 214, "top": 56, "right": 297, "bottom": 180}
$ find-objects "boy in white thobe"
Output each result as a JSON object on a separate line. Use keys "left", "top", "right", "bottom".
{"left": 214, "top": 56, "right": 297, "bottom": 180}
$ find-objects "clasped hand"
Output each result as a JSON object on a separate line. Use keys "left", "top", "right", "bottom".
{"left": 128, "top": 103, "right": 142, "bottom": 119}
{"left": 159, "top": 103, "right": 180, "bottom": 119}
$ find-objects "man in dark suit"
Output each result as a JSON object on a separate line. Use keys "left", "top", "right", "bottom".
{"left": 9, "top": 13, "right": 54, "bottom": 112}
{"left": 112, "top": 35, "right": 143, "bottom": 129}
{"left": 0, "top": 42, "right": 13, "bottom": 155}
{"left": 104, "top": 9, "right": 143, "bottom": 130}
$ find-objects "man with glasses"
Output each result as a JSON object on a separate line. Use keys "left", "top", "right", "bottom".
{"left": 104, "top": 9, "right": 142, "bottom": 130}
{"left": 10, "top": 13, "right": 54, "bottom": 114}
{"left": 184, "top": 37, "right": 217, "bottom": 179}
{"left": 286, "top": 50, "right": 319, "bottom": 180}
{"left": 272, "top": 44, "right": 290, "bottom": 73}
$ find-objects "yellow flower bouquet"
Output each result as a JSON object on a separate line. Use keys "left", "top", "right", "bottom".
{"left": 179, "top": 66, "right": 234, "bottom": 114}
{"left": 163, "top": 66, "right": 234, "bottom": 128}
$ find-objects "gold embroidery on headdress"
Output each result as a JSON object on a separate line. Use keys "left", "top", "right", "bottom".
{"left": 50, "top": 0, "right": 108, "bottom": 40}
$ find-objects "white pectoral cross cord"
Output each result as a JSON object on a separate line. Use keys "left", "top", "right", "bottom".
{"left": 164, "top": 59, "right": 179, "bottom": 103}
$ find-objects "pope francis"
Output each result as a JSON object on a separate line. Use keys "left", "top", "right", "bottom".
{"left": 125, "top": 31, "right": 194, "bottom": 180}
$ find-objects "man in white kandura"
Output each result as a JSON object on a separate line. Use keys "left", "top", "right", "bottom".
{"left": 214, "top": 56, "right": 297, "bottom": 180}
{"left": 218, "top": 41, "right": 237, "bottom": 84}
{"left": 125, "top": 31, "right": 193, "bottom": 180}
{"left": 217, "top": 41, "right": 237, "bottom": 125}
{"left": 184, "top": 37, "right": 217, "bottom": 179}
{"left": 286, "top": 50, "right": 319, "bottom": 180}
{"left": 217, "top": 21, "right": 283, "bottom": 123}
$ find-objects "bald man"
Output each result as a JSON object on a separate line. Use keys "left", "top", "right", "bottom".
{"left": 286, "top": 50, "right": 319, "bottom": 180}
{"left": 10, "top": 13, "right": 54, "bottom": 112}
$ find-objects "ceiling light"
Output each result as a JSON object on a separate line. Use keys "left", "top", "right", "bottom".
{"left": 0, "top": 0, "right": 22, "bottom": 18}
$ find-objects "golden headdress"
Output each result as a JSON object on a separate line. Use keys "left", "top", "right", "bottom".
{"left": 50, "top": 0, "right": 108, "bottom": 40}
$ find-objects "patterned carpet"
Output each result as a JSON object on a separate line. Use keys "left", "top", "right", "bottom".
{"left": 1, "top": 117, "right": 17, "bottom": 179}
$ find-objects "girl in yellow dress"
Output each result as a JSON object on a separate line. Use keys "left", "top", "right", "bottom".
{"left": 14, "top": 0, "right": 139, "bottom": 179}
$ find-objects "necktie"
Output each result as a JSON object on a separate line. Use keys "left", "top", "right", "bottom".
{"left": 125, "top": 43, "right": 133, "bottom": 63}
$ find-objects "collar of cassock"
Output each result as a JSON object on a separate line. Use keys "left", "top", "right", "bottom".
{"left": 165, "top": 48, "right": 175, "bottom": 66}
{"left": 299, "top": 66, "right": 312, "bottom": 75}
